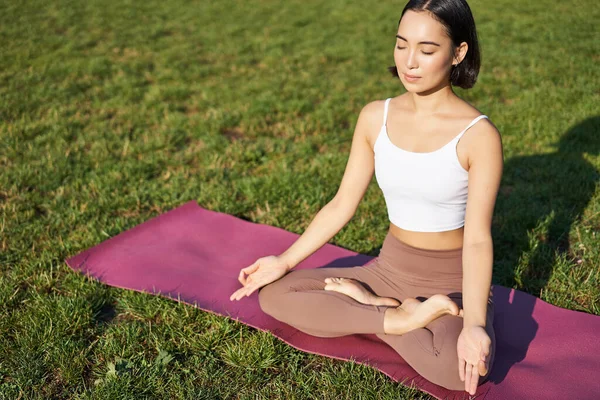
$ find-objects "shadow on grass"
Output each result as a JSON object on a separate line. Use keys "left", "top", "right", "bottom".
{"left": 486, "top": 115, "right": 600, "bottom": 384}
{"left": 311, "top": 115, "right": 600, "bottom": 387}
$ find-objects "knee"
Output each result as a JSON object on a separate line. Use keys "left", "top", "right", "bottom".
{"left": 257, "top": 269, "right": 312, "bottom": 317}
{"left": 424, "top": 318, "right": 495, "bottom": 391}
{"left": 425, "top": 351, "right": 466, "bottom": 391}
{"left": 435, "top": 370, "right": 467, "bottom": 392}
{"left": 257, "top": 280, "right": 286, "bottom": 317}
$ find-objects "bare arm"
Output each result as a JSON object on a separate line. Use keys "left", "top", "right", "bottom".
{"left": 279, "top": 101, "right": 381, "bottom": 270}
{"left": 461, "top": 120, "right": 504, "bottom": 327}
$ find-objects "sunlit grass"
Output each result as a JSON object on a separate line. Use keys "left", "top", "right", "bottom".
{"left": 1, "top": 0, "right": 598, "bottom": 398}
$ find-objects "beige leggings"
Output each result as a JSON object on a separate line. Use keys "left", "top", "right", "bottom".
{"left": 258, "top": 231, "right": 495, "bottom": 391}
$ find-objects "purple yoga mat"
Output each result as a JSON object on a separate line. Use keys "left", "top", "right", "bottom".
{"left": 65, "top": 200, "right": 600, "bottom": 399}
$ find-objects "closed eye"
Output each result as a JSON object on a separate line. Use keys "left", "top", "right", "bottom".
{"left": 396, "top": 46, "right": 434, "bottom": 55}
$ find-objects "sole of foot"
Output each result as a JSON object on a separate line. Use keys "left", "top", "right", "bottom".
{"left": 402, "top": 297, "right": 464, "bottom": 318}
{"left": 324, "top": 277, "right": 400, "bottom": 307}
{"left": 384, "top": 294, "right": 462, "bottom": 335}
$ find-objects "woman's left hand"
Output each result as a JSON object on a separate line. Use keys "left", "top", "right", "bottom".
{"left": 457, "top": 325, "right": 491, "bottom": 395}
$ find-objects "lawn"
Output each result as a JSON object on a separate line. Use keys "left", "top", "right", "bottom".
{"left": 1, "top": 0, "right": 598, "bottom": 398}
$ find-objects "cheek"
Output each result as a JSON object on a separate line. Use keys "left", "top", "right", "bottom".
{"left": 423, "top": 55, "right": 449, "bottom": 73}
{"left": 393, "top": 50, "right": 402, "bottom": 65}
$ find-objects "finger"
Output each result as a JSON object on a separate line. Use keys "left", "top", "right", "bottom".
{"left": 479, "top": 348, "right": 487, "bottom": 372}
{"left": 231, "top": 286, "right": 250, "bottom": 301}
{"left": 464, "top": 363, "right": 472, "bottom": 391}
{"left": 242, "top": 261, "right": 260, "bottom": 275}
{"left": 481, "top": 340, "right": 491, "bottom": 360}
{"left": 229, "top": 288, "right": 241, "bottom": 301}
{"left": 480, "top": 340, "right": 491, "bottom": 372}
{"left": 470, "top": 364, "right": 479, "bottom": 394}
{"left": 230, "top": 287, "right": 245, "bottom": 301}
{"left": 239, "top": 261, "right": 259, "bottom": 285}
{"left": 244, "top": 285, "right": 258, "bottom": 297}
{"left": 458, "top": 357, "right": 465, "bottom": 381}
{"left": 238, "top": 270, "right": 247, "bottom": 286}
{"left": 478, "top": 359, "right": 488, "bottom": 376}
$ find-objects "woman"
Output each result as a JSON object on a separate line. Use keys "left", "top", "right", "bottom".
{"left": 230, "top": 0, "right": 503, "bottom": 395}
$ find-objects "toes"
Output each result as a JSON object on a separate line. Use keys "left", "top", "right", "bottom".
{"left": 324, "top": 277, "right": 360, "bottom": 292}
{"left": 382, "top": 298, "right": 401, "bottom": 306}
{"left": 324, "top": 281, "right": 340, "bottom": 290}
{"left": 449, "top": 303, "right": 459, "bottom": 315}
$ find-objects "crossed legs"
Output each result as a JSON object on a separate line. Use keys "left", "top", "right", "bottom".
{"left": 258, "top": 264, "right": 460, "bottom": 337}
{"left": 257, "top": 261, "right": 495, "bottom": 391}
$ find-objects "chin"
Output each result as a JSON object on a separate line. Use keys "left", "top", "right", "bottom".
{"left": 402, "top": 83, "right": 425, "bottom": 93}
{"left": 401, "top": 79, "right": 446, "bottom": 94}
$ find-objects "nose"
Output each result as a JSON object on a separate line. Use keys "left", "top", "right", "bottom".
{"left": 406, "top": 50, "right": 418, "bottom": 70}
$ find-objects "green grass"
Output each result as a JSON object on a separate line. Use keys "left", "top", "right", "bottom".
{"left": 1, "top": 0, "right": 599, "bottom": 398}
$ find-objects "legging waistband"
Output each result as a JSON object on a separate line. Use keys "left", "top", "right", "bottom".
{"left": 382, "top": 231, "right": 463, "bottom": 259}
{"left": 376, "top": 231, "right": 463, "bottom": 285}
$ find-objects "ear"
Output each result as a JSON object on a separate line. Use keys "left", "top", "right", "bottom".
{"left": 453, "top": 42, "right": 469, "bottom": 66}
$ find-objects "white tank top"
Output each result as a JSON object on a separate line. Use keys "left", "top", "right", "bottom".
{"left": 374, "top": 97, "right": 489, "bottom": 232}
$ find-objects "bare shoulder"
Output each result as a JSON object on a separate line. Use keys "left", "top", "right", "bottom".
{"left": 356, "top": 99, "right": 388, "bottom": 148}
{"left": 466, "top": 115, "right": 502, "bottom": 149}
{"left": 359, "top": 98, "right": 387, "bottom": 123}
{"left": 464, "top": 116, "right": 504, "bottom": 173}
{"left": 454, "top": 98, "right": 502, "bottom": 147}
{"left": 363, "top": 93, "right": 411, "bottom": 120}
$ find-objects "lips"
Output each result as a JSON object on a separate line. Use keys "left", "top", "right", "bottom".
{"left": 404, "top": 73, "right": 421, "bottom": 78}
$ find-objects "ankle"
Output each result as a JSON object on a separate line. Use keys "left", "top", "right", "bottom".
{"left": 383, "top": 307, "right": 411, "bottom": 335}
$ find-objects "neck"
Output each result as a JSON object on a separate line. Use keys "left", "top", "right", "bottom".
{"left": 406, "top": 82, "right": 455, "bottom": 116}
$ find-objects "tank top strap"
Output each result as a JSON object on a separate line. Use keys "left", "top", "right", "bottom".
{"left": 454, "top": 115, "right": 489, "bottom": 141}
{"left": 383, "top": 98, "right": 392, "bottom": 127}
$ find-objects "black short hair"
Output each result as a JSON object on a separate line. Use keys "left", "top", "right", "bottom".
{"left": 388, "top": 0, "right": 481, "bottom": 89}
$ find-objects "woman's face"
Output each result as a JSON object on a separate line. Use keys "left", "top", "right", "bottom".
{"left": 394, "top": 10, "right": 466, "bottom": 92}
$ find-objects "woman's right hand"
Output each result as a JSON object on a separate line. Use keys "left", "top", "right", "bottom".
{"left": 229, "top": 256, "right": 290, "bottom": 301}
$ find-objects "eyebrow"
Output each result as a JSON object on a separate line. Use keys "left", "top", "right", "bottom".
{"left": 396, "top": 34, "right": 441, "bottom": 47}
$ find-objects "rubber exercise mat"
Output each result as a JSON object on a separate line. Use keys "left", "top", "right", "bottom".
{"left": 65, "top": 200, "right": 600, "bottom": 399}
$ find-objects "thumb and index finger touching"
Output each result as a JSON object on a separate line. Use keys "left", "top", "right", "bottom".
{"left": 230, "top": 260, "right": 261, "bottom": 301}
{"left": 238, "top": 260, "right": 260, "bottom": 285}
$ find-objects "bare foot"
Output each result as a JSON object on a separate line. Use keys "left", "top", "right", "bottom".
{"left": 401, "top": 297, "right": 464, "bottom": 318}
{"left": 414, "top": 294, "right": 461, "bottom": 323}
{"left": 399, "top": 298, "right": 421, "bottom": 314}
{"left": 384, "top": 294, "right": 462, "bottom": 335}
{"left": 324, "top": 277, "right": 400, "bottom": 307}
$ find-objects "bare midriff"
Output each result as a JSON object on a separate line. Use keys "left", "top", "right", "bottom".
{"left": 388, "top": 223, "right": 464, "bottom": 251}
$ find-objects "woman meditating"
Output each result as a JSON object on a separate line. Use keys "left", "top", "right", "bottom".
{"left": 230, "top": 0, "right": 503, "bottom": 395}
